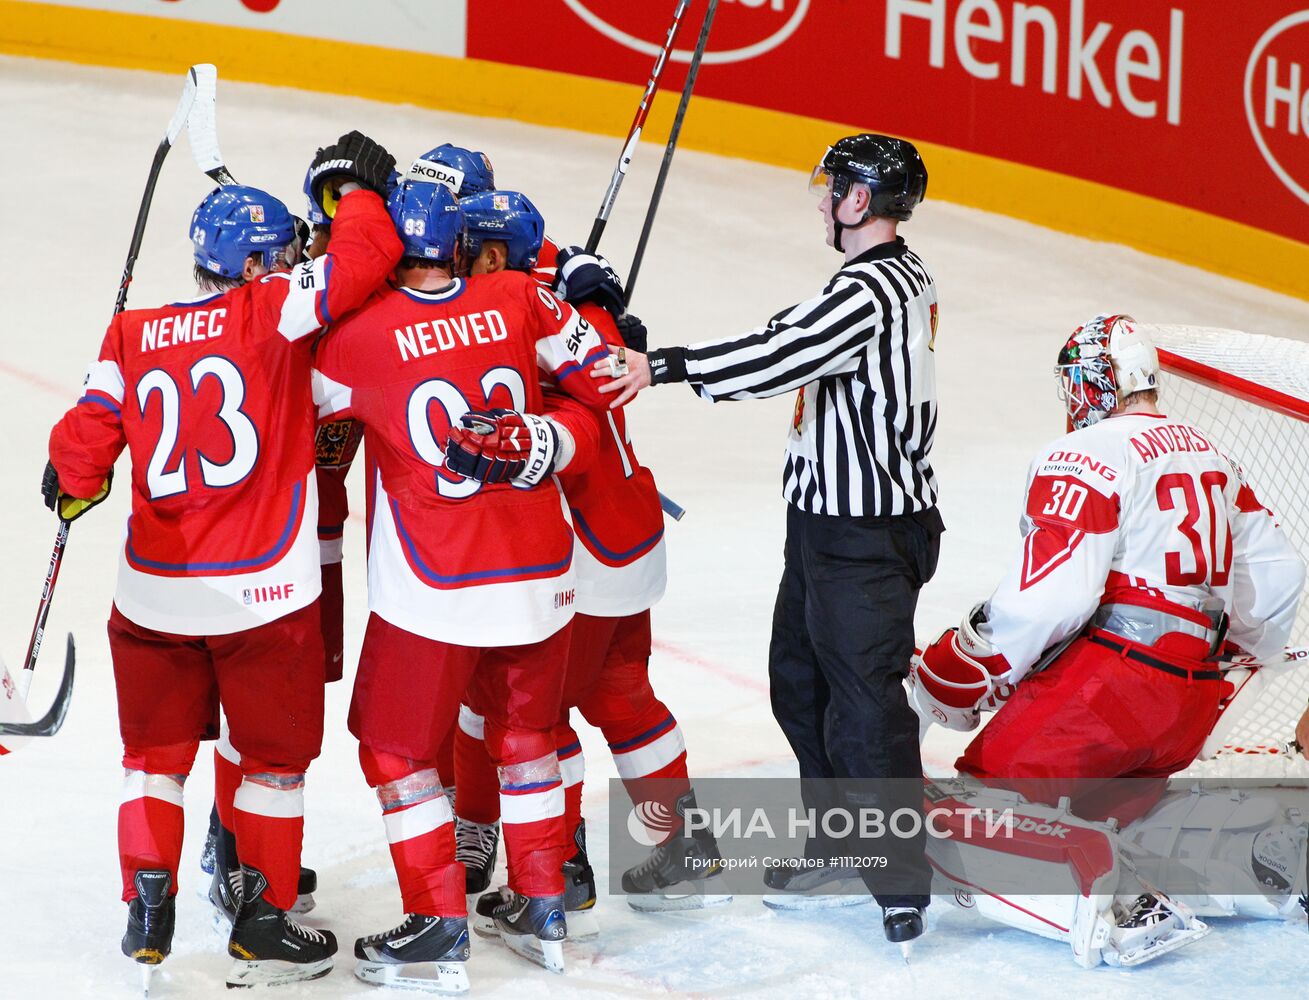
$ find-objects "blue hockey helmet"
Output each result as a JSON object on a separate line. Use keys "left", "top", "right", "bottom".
{"left": 302, "top": 155, "right": 328, "bottom": 226}
{"left": 460, "top": 190, "right": 546, "bottom": 271}
{"left": 388, "top": 179, "right": 463, "bottom": 262}
{"left": 191, "top": 185, "right": 298, "bottom": 279}
{"left": 405, "top": 143, "right": 495, "bottom": 197}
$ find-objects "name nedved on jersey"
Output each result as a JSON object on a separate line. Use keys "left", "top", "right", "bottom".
{"left": 141, "top": 308, "right": 227, "bottom": 352}
{"left": 396, "top": 310, "right": 508, "bottom": 361}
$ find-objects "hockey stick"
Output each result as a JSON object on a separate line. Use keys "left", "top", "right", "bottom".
{"left": 185, "top": 64, "right": 237, "bottom": 187}
{"left": 12, "top": 67, "right": 205, "bottom": 739}
{"left": 624, "top": 0, "right": 719, "bottom": 307}
{"left": 0, "top": 637, "right": 74, "bottom": 740}
{"left": 584, "top": 0, "right": 693, "bottom": 255}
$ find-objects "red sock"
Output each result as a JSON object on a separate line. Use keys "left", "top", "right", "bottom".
{"left": 554, "top": 720, "right": 585, "bottom": 853}
{"left": 213, "top": 727, "right": 242, "bottom": 833}
{"left": 360, "top": 744, "right": 464, "bottom": 917}
{"left": 454, "top": 706, "right": 500, "bottom": 825}
{"left": 233, "top": 762, "right": 305, "bottom": 911}
{"left": 119, "top": 742, "right": 198, "bottom": 901}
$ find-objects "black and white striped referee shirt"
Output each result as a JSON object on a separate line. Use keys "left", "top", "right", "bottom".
{"left": 648, "top": 237, "right": 939, "bottom": 517}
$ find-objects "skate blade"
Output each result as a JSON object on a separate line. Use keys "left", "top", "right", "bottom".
{"left": 627, "top": 880, "right": 734, "bottom": 913}
{"left": 762, "top": 892, "right": 872, "bottom": 912}
{"left": 501, "top": 933, "right": 565, "bottom": 974}
{"left": 900, "top": 941, "right": 913, "bottom": 963}
{"left": 139, "top": 963, "right": 157, "bottom": 999}
{"left": 354, "top": 959, "right": 470, "bottom": 994}
{"left": 1105, "top": 918, "right": 1210, "bottom": 967}
{"left": 290, "top": 891, "right": 316, "bottom": 915}
{"left": 565, "top": 908, "right": 599, "bottom": 940}
{"left": 225, "top": 956, "right": 333, "bottom": 988}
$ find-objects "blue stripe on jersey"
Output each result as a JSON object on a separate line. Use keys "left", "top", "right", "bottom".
{"left": 399, "top": 280, "right": 466, "bottom": 303}
{"left": 608, "top": 714, "right": 676, "bottom": 752}
{"left": 390, "top": 498, "right": 572, "bottom": 585}
{"left": 555, "top": 345, "right": 611, "bottom": 383}
{"left": 316, "top": 254, "right": 335, "bottom": 326}
{"left": 570, "top": 508, "right": 663, "bottom": 563}
{"left": 126, "top": 482, "right": 303, "bottom": 573}
{"left": 78, "top": 393, "right": 121, "bottom": 416}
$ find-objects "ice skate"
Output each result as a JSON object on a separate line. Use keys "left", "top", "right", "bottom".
{"left": 455, "top": 817, "right": 499, "bottom": 896}
{"left": 882, "top": 906, "right": 924, "bottom": 962}
{"left": 478, "top": 887, "right": 567, "bottom": 973}
{"left": 762, "top": 861, "right": 871, "bottom": 911}
{"left": 562, "top": 821, "right": 599, "bottom": 940}
{"left": 225, "top": 866, "right": 336, "bottom": 988}
{"left": 353, "top": 913, "right": 471, "bottom": 994}
{"left": 121, "top": 870, "right": 175, "bottom": 997}
{"left": 623, "top": 792, "right": 733, "bottom": 912}
{"left": 1101, "top": 893, "right": 1209, "bottom": 967}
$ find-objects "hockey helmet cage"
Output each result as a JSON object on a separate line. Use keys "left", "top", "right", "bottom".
{"left": 1056, "top": 314, "right": 1160, "bottom": 429}
{"left": 460, "top": 190, "right": 546, "bottom": 271}
{"left": 191, "top": 185, "right": 298, "bottom": 279}
{"left": 406, "top": 143, "right": 496, "bottom": 198}
{"left": 389, "top": 179, "right": 463, "bottom": 262}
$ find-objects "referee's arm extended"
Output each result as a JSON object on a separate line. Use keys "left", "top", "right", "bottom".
{"left": 593, "top": 275, "right": 883, "bottom": 407}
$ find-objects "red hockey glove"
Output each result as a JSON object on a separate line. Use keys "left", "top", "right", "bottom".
{"left": 445, "top": 409, "right": 559, "bottom": 487}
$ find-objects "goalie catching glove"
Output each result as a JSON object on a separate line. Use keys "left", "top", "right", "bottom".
{"left": 41, "top": 461, "right": 112, "bottom": 523}
{"left": 445, "top": 409, "right": 561, "bottom": 488}
{"left": 910, "top": 603, "right": 1013, "bottom": 731}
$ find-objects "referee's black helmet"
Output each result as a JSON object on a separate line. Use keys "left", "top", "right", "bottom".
{"left": 810, "top": 134, "right": 928, "bottom": 223}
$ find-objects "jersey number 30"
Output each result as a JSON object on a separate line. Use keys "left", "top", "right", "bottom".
{"left": 1157, "top": 471, "right": 1232, "bottom": 587}
{"left": 137, "top": 357, "right": 258, "bottom": 499}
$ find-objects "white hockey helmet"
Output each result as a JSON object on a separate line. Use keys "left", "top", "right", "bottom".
{"left": 1055, "top": 314, "right": 1159, "bottom": 428}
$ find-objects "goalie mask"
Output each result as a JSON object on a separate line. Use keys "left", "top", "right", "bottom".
{"left": 1056, "top": 314, "right": 1159, "bottom": 429}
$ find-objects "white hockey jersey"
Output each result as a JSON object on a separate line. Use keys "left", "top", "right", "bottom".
{"left": 979, "top": 412, "right": 1305, "bottom": 680}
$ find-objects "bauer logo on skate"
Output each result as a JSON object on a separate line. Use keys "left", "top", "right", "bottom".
{"left": 562, "top": 0, "right": 809, "bottom": 65}
{"left": 1245, "top": 10, "right": 1309, "bottom": 208}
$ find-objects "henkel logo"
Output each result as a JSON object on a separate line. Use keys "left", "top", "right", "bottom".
{"left": 1246, "top": 11, "right": 1309, "bottom": 207}
{"left": 562, "top": 0, "right": 809, "bottom": 65}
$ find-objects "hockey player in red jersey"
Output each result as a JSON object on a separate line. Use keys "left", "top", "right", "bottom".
{"left": 910, "top": 315, "right": 1306, "bottom": 965}
{"left": 44, "top": 131, "right": 401, "bottom": 990}
{"left": 312, "top": 177, "right": 617, "bottom": 987}
{"left": 443, "top": 196, "right": 729, "bottom": 934}
{"left": 912, "top": 314, "right": 1305, "bottom": 807}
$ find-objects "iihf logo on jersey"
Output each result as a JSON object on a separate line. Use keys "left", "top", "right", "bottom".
{"left": 554, "top": 589, "right": 575, "bottom": 609}
{"left": 627, "top": 800, "right": 678, "bottom": 848}
{"left": 243, "top": 582, "right": 295, "bottom": 605}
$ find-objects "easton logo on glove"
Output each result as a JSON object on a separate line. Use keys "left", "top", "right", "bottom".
{"left": 445, "top": 409, "right": 560, "bottom": 488}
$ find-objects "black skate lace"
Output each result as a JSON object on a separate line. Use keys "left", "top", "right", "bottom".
{"left": 455, "top": 820, "right": 497, "bottom": 866}
{"left": 631, "top": 845, "right": 668, "bottom": 879}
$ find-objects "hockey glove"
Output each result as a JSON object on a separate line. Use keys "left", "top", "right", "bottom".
{"left": 42, "top": 461, "right": 112, "bottom": 523}
{"left": 445, "top": 409, "right": 559, "bottom": 488}
{"left": 554, "top": 247, "right": 627, "bottom": 319}
{"left": 615, "top": 312, "right": 649, "bottom": 354}
{"left": 309, "top": 131, "right": 397, "bottom": 217}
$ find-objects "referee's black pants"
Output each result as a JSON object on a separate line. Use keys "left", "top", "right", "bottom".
{"left": 768, "top": 502, "right": 943, "bottom": 908}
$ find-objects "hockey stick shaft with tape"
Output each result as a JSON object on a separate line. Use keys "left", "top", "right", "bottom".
{"left": 18, "top": 67, "right": 205, "bottom": 735}
{"left": 625, "top": 0, "right": 719, "bottom": 306}
{"left": 585, "top": 0, "right": 693, "bottom": 255}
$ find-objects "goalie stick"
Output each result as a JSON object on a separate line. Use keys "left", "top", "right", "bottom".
{"left": 11, "top": 66, "right": 207, "bottom": 742}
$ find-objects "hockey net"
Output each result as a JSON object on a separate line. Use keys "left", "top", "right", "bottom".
{"left": 1143, "top": 325, "right": 1309, "bottom": 775}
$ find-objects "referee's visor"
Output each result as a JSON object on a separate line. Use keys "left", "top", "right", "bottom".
{"left": 809, "top": 153, "right": 850, "bottom": 199}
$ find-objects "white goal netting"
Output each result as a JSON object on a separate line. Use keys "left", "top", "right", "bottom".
{"left": 1145, "top": 325, "right": 1309, "bottom": 770}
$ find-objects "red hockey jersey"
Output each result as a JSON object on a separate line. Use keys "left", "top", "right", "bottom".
{"left": 550, "top": 304, "right": 666, "bottom": 616}
{"left": 312, "top": 270, "right": 614, "bottom": 646}
{"left": 48, "top": 190, "right": 402, "bottom": 636}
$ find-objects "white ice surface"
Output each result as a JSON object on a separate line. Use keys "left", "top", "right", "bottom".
{"left": 1, "top": 57, "right": 1307, "bottom": 999}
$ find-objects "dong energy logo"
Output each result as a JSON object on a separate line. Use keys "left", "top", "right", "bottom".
{"left": 1246, "top": 10, "right": 1309, "bottom": 207}
{"left": 562, "top": 0, "right": 809, "bottom": 64}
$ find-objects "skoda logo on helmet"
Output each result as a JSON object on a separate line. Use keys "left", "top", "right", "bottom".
{"left": 562, "top": 0, "right": 810, "bottom": 65}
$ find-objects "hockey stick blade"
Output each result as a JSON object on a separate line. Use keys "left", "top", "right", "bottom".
{"left": 186, "top": 64, "right": 237, "bottom": 186}
{"left": 0, "top": 635, "right": 74, "bottom": 739}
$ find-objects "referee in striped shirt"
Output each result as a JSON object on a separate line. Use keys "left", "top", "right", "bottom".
{"left": 597, "top": 135, "right": 942, "bottom": 947}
